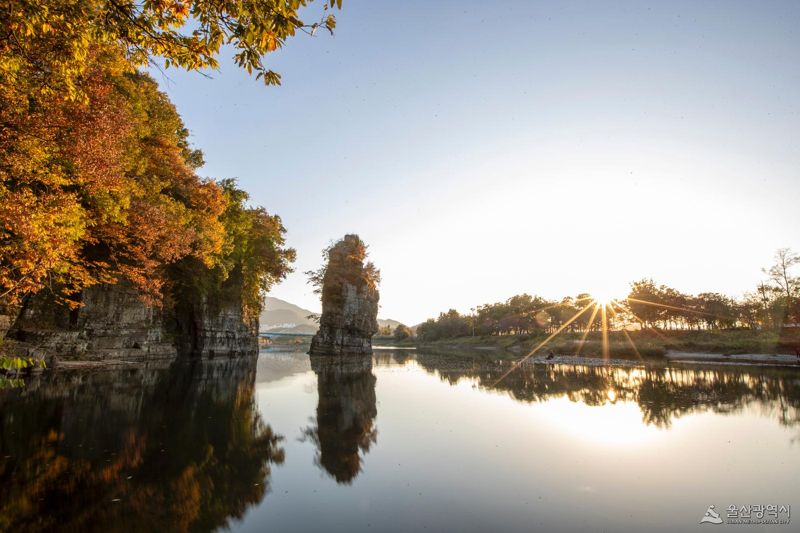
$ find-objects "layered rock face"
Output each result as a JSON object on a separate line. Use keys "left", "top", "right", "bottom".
{"left": 7, "top": 284, "right": 173, "bottom": 361}
{"left": 309, "top": 283, "right": 379, "bottom": 356}
{"left": 173, "top": 297, "right": 258, "bottom": 359}
{"left": 309, "top": 235, "right": 379, "bottom": 357}
{"left": 5, "top": 281, "right": 257, "bottom": 361}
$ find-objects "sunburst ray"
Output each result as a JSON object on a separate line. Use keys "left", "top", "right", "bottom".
{"left": 605, "top": 303, "right": 644, "bottom": 361}
{"left": 600, "top": 303, "right": 610, "bottom": 360}
{"left": 575, "top": 303, "right": 600, "bottom": 356}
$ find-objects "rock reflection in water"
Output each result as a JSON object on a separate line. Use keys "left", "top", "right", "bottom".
{"left": 302, "top": 356, "right": 378, "bottom": 484}
{"left": 0, "top": 357, "right": 284, "bottom": 532}
{"left": 414, "top": 353, "right": 800, "bottom": 429}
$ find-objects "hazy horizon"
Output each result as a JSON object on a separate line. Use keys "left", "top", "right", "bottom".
{"left": 153, "top": 0, "right": 800, "bottom": 325}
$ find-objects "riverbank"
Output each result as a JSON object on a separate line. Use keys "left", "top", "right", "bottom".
{"left": 401, "top": 329, "right": 800, "bottom": 364}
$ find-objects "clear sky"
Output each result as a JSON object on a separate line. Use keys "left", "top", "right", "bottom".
{"left": 154, "top": 0, "right": 800, "bottom": 325}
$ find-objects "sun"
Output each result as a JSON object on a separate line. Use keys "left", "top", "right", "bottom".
{"left": 581, "top": 278, "right": 628, "bottom": 309}
{"left": 591, "top": 287, "right": 617, "bottom": 306}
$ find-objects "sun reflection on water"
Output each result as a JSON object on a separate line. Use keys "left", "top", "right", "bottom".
{"left": 537, "top": 395, "right": 666, "bottom": 446}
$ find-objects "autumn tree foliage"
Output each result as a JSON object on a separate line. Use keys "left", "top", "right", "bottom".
{"left": 0, "top": 55, "right": 296, "bottom": 313}
{"left": 306, "top": 234, "right": 380, "bottom": 306}
{"left": 1, "top": 0, "right": 341, "bottom": 103}
{"left": 0, "top": 0, "right": 332, "bottom": 314}
{"left": 393, "top": 324, "right": 413, "bottom": 340}
{"left": 0, "top": 50, "right": 229, "bottom": 307}
{"left": 170, "top": 179, "right": 296, "bottom": 321}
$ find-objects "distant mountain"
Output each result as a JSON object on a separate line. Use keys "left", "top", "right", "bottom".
{"left": 260, "top": 297, "right": 318, "bottom": 334}
{"left": 260, "top": 296, "right": 405, "bottom": 334}
{"left": 377, "top": 318, "right": 402, "bottom": 331}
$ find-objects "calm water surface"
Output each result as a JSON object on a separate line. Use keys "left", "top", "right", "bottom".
{"left": 1, "top": 350, "right": 798, "bottom": 532}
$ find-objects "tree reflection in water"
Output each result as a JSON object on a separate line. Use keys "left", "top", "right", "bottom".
{"left": 302, "top": 356, "right": 377, "bottom": 484}
{"left": 0, "top": 358, "right": 284, "bottom": 532}
{"left": 414, "top": 353, "right": 800, "bottom": 429}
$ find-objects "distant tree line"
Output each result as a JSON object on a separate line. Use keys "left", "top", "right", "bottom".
{"left": 393, "top": 324, "right": 413, "bottom": 340}
{"left": 415, "top": 249, "right": 800, "bottom": 342}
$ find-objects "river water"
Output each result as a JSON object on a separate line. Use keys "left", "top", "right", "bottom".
{"left": 1, "top": 349, "right": 798, "bottom": 532}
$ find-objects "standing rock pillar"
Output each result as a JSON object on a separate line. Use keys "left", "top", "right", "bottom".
{"left": 308, "top": 235, "right": 380, "bottom": 358}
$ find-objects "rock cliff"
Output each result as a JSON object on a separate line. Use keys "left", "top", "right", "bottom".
{"left": 4, "top": 280, "right": 258, "bottom": 362}
{"left": 308, "top": 235, "right": 380, "bottom": 357}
